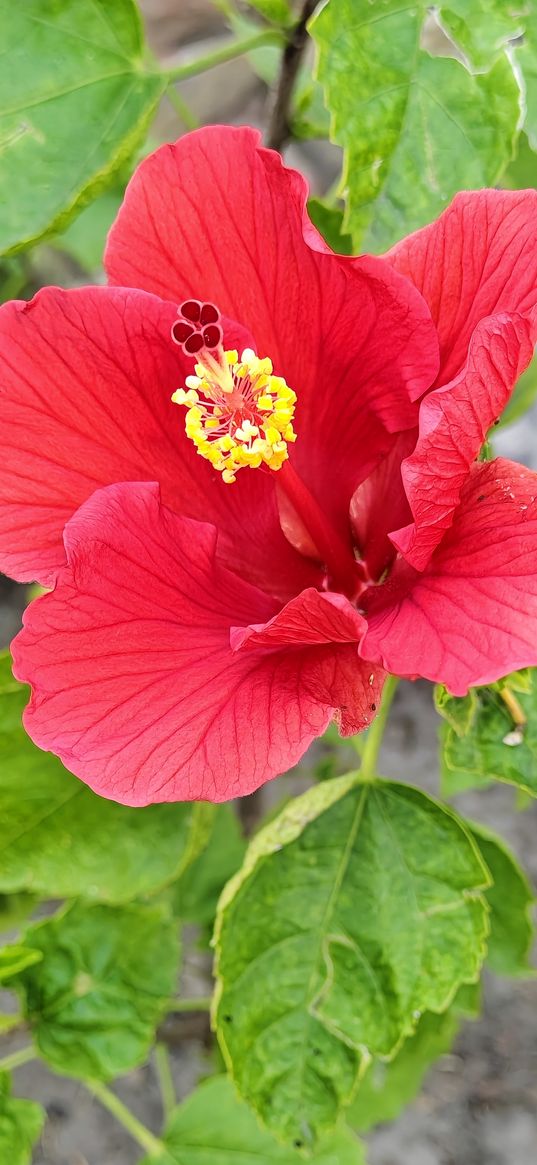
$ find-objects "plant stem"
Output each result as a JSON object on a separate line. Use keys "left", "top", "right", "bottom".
{"left": 266, "top": 0, "right": 319, "bottom": 150}
{"left": 167, "top": 996, "right": 212, "bottom": 1013}
{"left": 166, "top": 85, "right": 199, "bottom": 131}
{"left": 359, "top": 675, "right": 399, "bottom": 781}
{"left": 165, "top": 30, "right": 284, "bottom": 85}
{"left": 499, "top": 686, "right": 527, "bottom": 730}
{"left": 0, "top": 1045, "right": 36, "bottom": 1072}
{"left": 86, "top": 1080, "right": 164, "bottom": 1157}
{"left": 0, "top": 1014, "right": 24, "bottom": 1036}
{"left": 154, "top": 1043, "right": 175, "bottom": 1124}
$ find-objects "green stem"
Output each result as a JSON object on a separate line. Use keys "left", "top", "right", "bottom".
{"left": 166, "top": 85, "right": 199, "bottom": 130}
{"left": 0, "top": 1045, "right": 36, "bottom": 1072}
{"left": 154, "top": 1043, "right": 175, "bottom": 1125}
{"left": 499, "top": 685, "right": 527, "bottom": 730}
{"left": 86, "top": 1080, "right": 164, "bottom": 1157}
{"left": 358, "top": 675, "right": 399, "bottom": 781}
{"left": 165, "top": 30, "right": 284, "bottom": 85}
{"left": 0, "top": 1012, "right": 24, "bottom": 1035}
{"left": 167, "top": 996, "right": 212, "bottom": 1013}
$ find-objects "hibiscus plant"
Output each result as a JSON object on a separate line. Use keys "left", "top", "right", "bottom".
{"left": 1, "top": 1, "right": 537, "bottom": 1162}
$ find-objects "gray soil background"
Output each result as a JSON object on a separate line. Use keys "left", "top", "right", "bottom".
{"left": 2, "top": 2, "right": 537, "bottom": 1162}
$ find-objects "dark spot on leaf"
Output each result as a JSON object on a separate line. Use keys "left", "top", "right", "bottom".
{"left": 371, "top": 703, "right": 377, "bottom": 711}
{"left": 477, "top": 495, "right": 486, "bottom": 502}
{"left": 294, "top": 1139, "right": 303, "bottom": 1148}
{"left": 223, "top": 1014, "right": 233, "bottom": 1023}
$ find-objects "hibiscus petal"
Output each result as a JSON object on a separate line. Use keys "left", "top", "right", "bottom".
{"left": 12, "top": 483, "right": 380, "bottom": 803}
{"left": 231, "top": 588, "right": 382, "bottom": 734}
{"left": 391, "top": 312, "right": 536, "bottom": 571}
{"left": 350, "top": 430, "right": 415, "bottom": 581}
{"left": 105, "top": 126, "right": 439, "bottom": 527}
{"left": 0, "top": 285, "right": 315, "bottom": 598}
{"left": 361, "top": 460, "right": 537, "bottom": 695}
{"left": 231, "top": 587, "right": 366, "bottom": 649}
{"left": 386, "top": 189, "right": 537, "bottom": 384}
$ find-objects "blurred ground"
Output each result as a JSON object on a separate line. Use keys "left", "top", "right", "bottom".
{"left": 2, "top": 2, "right": 537, "bottom": 1163}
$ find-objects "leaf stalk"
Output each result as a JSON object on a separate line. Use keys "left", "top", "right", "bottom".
{"left": 86, "top": 1079, "right": 164, "bottom": 1157}
{"left": 165, "top": 30, "right": 285, "bottom": 85}
{"left": 167, "top": 996, "right": 212, "bottom": 1013}
{"left": 358, "top": 674, "right": 400, "bottom": 780}
{"left": 0, "top": 1044, "right": 36, "bottom": 1073}
{"left": 266, "top": 0, "right": 319, "bottom": 150}
{"left": 154, "top": 1042, "right": 175, "bottom": 1124}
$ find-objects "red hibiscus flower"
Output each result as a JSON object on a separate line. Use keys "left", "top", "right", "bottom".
{"left": 1, "top": 127, "right": 537, "bottom": 805}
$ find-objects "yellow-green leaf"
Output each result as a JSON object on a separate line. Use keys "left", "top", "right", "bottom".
{"left": 214, "top": 775, "right": 489, "bottom": 1147}
{"left": 0, "top": 652, "right": 206, "bottom": 904}
{"left": 0, "top": 0, "right": 165, "bottom": 257}
{"left": 13, "top": 901, "right": 179, "bottom": 1080}
{"left": 0, "top": 1073, "right": 44, "bottom": 1165}
{"left": 311, "top": 0, "right": 521, "bottom": 251}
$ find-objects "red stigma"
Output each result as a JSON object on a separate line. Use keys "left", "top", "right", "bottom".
{"left": 171, "top": 300, "right": 223, "bottom": 354}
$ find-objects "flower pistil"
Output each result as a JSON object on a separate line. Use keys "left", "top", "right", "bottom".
{"left": 171, "top": 300, "right": 296, "bottom": 483}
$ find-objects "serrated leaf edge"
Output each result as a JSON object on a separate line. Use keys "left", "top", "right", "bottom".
{"left": 213, "top": 774, "right": 492, "bottom": 1140}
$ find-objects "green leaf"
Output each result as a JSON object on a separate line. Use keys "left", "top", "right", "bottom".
{"left": 469, "top": 822, "right": 535, "bottom": 977}
{"left": 0, "top": 0, "right": 166, "bottom": 257}
{"left": 311, "top": 0, "right": 521, "bottom": 251}
{"left": 434, "top": 685, "right": 478, "bottom": 737}
{"left": 14, "top": 901, "right": 179, "bottom": 1081}
{"left": 0, "top": 258, "right": 29, "bottom": 305}
{"left": 502, "top": 131, "right": 537, "bottom": 191}
{"left": 346, "top": 980, "right": 478, "bottom": 1133}
{"left": 0, "top": 652, "right": 206, "bottom": 903}
{"left": 242, "top": 0, "right": 292, "bottom": 25}
{"left": 438, "top": 1, "right": 525, "bottom": 70}
{"left": 347, "top": 1006, "right": 460, "bottom": 1133}
{"left": 307, "top": 200, "right": 353, "bottom": 255}
{"left": 173, "top": 806, "right": 246, "bottom": 929}
{"left": 441, "top": 670, "right": 537, "bottom": 799}
{"left": 292, "top": 76, "right": 332, "bottom": 141}
{"left": 517, "top": 12, "right": 537, "bottom": 151}
{"left": 436, "top": 684, "right": 492, "bottom": 794}
{"left": 53, "top": 186, "right": 124, "bottom": 272}
{"left": 497, "top": 351, "right": 537, "bottom": 428}
{"left": 0, "top": 945, "right": 42, "bottom": 982}
{"left": 452, "top": 980, "right": 482, "bottom": 1018}
{"left": 140, "top": 1075, "right": 364, "bottom": 1165}
{"left": 440, "top": 728, "right": 493, "bottom": 796}
{"left": 0, "top": 1073, "right": 44, "bottom": 1165}
{"left": 0, "top": 894, "right": 37, "bottom": 936}
{"left": 214, "top": 774, "right": 489, "bottom": 1148}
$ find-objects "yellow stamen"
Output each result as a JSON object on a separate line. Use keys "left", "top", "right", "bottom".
{"left": 173, "top": 347, "right": 297, "bottom": 483}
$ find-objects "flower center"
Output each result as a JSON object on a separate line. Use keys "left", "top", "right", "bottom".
{"left": 171, "top": 300, "right": 296, "bottom": 484}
